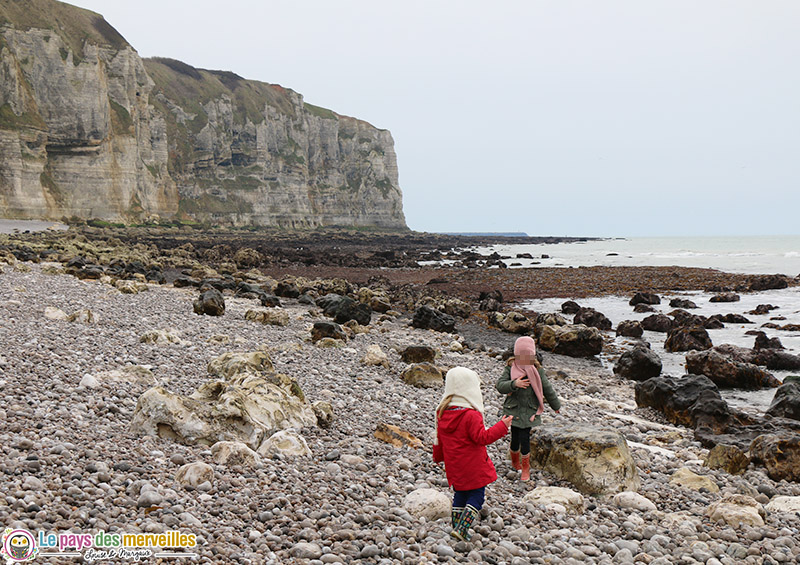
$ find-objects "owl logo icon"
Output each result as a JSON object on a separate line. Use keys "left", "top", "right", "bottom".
{"left": 1, "top": 529, "right": 37, "bottom": 562}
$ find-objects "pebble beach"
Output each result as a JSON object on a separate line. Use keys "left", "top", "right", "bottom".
{"left": 2, "top": 258, "right": 800, "bottom": 565}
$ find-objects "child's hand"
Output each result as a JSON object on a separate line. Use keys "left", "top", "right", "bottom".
{"left": 500, "top": 415, "right": 513, "bottom": 428}
{"left": 514, "top": 376, "right": 530, "bottom": 389}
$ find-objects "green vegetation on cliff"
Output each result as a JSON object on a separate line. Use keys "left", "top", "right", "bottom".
{"left": 0, "top": 0, "right": 128, "bottom": 57}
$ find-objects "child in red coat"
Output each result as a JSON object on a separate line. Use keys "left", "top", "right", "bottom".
{"left": 433, "top": 367, "right": 512, "bottom": 541}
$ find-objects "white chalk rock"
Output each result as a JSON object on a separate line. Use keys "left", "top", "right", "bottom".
{"left": 765, "top": 496, "right": 800, "bottom": 514}
{"left": 175, "top": 462, "right": 214, "bottom": 488}
{"left": 361, "top": 344, "right": 390, "bottom": 368}
{"left": 524, "top": 486, "right": 585, "bottom": 513}
{"left": 257, "top": 430, "right": 311, "bottom": 458}
{"left": 403, "top": 488, "right": 450, "bottom": 520}
{"left": 211, "top": 441, "right": 261, "bottom": 467}
{"left": 44, "top": 306, "right": 69, "bottom": 321}
{"left": 705, "top": 494, "right": 765, "bottom": 528}
{"left": 613, "top": 491, "right": 657, "bottom": 513}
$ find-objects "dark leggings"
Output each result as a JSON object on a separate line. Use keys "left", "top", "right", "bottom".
{"left": 453, "top": 487, "right": 485, "bottom": 510}
{"left": 510, "top": 426, "right": 531, "bottom": 455}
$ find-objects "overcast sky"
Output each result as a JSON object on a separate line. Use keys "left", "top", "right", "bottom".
{"left": 70, "top": 0, "right": 800, "bottom": 237}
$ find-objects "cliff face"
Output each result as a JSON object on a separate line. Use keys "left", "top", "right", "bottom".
{"left": 0, "top": 0, "right": 406, "bottom": 228}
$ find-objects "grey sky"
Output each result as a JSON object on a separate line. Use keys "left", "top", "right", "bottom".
{"left": 70, "top": 0, "right": 800, "bottom": 237}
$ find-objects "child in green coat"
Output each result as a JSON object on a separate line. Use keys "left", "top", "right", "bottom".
{"left": 496, "top": 336, "right": 561, "bottom": 481}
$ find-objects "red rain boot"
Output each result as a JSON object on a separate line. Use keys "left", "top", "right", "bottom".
{"left": 509, "top": 450, "right": 521, "bottom": 471}
{"left": 520, "top": 454, "right": 531, "bottom": 482}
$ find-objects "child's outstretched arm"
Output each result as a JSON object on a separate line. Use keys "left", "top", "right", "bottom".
{"left": 465, "top": 411, "right": 511, "bottom": 446}
{"left": 541, "top": 368, "right": 562, "bottom": 412}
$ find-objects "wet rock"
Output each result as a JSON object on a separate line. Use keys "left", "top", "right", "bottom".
{"left": 193, "top": 289, "right": 225, "bottom": 316}
{"left": 374, "top": 423, "right": 422, "bottom": 449}
{"left": 274, "top": 281, "right": 300, "bottom": 298}
{"left": 537, "top": 312, "right": 569, "bottom": 327}
{"left": 765, "top": 381, "right": 800, "bottom": 420}
{"left": 316, "top": 293, "right": 372, "bottom": 325}
{"left": 748, "top": 274, "right": 789, "bottom": 291}
{"left": 633, "top": 303, "right": 656, "bottom": 313}
{"left": 173, "top": 275, "right": 201, "bottom": 288}
{"left": 630, "top": 292, "right": 661, "bottom": 306}
{"left": 747, "top": 304, "right": 778, "bottom": 315}
{"left": 411, "top": 306, "right": 455, "bottom": 333}
{"left": 523, "top": 486, "right": 584, "bottom": 513}
{"left": 259, "top": 294, "right": 281, "bottom": 307}
{"left": 573, "top": 307, "right": 612, "bottom": 330}
{"left": 403, "top": 488, "right": 450, "bottom": 520}
{"left": 669, "top": 298, "right": 698, "bottom": 309}
{"left": 705, "top": 494, "right": 765, "bottom": 528}
{"left": 710, "top": 293, "right": 740, "bottom": 303}
{"left": 537, "top": 324, "right": 603, "bottom": 358}
{"left": 616, "top": 320, "right": 643, "bottom": 338}
{"left": 528, "top": 424, "right": 640, "bottom": 495}
{"left": 685, "top": 349, "right": 780, "bottom": 389}
{"left": 311, "top": 322, "right": 347, "bottom": 343}
{"left": 561, "top": 300, "right": 581, "bottom": 314}
{"left": 664, "top": 326, "right": 712, "bottom": 352}
{"left": 714, "top": 313, "right": 752, "bottom": 324}
{"left": 614, "top": 346, "right": 662, "bottom": 381}
{"left": 399, "top": 345, "right": 436, "bottom": 364}
{"left": 750, "top": 433, "right": 800, "bottom": 482}
{"left": 703, "top": 444, "right": 749, "bottom": 475}
{"left": 753, "top": 331, "right": 783, "bottom": 350}
{"left": 400, "top": 363, "right": 443, "bottom": 388}
{"left": 641, "top": 314, "right": 674, "bottom": 333}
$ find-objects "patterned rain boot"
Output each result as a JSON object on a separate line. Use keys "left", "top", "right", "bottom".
{"left": 509, "top": 449, "right": 521, "bottom": 470}
{"left": 454, "top": 504, "right": 479, "bottom": 541}
{"left": 520, "top": 453, "right": 531, "bottom": 482}
{"left": 449, "top": 506, "right": 465, "bottom": 539}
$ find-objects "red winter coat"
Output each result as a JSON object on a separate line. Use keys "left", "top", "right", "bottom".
{"left": 432, "top": 407, "right": 509, "bottom": 491}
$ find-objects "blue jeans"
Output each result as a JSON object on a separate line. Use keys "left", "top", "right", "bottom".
{"left": 453, "top": 487, "right": 485, "bottom": 510}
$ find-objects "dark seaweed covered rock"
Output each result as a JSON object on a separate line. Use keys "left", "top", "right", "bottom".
{"left": 665, "top": 326, "right": 713, "bottom": 352}
{"left": 616, "top": 320, "right": 644, "bottom": 338}
{"left": 573, "top": 307, "right": 612, "bottom": 331}
{"left": 193, "top": 288, "right": 225, "bottom": 316}
{"left": 641, "top": 314, "right": 673, "bottom": 333}
{"left": 411, "top": 306, "right": 455, "bottom": 333}
{"left": 629, "top": 292, "right": 661, "bottom": 306}
{"left": 766, "top": 381, "right": 800, "bottom": 421}
{"left": 614, "top": 346, "right": 662, "bottom": 381}
{"left": 669, "top": 298, "right": 698, "bottom": 309}
{"left": 685, "top": 349, "right": 780, "bottom": 389}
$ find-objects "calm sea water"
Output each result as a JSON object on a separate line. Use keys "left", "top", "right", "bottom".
{"left": 471, "top": 236, "right": 800, "bottom": 414}
{"left": 473, "top": 235, "right": 800, "bottom": 276}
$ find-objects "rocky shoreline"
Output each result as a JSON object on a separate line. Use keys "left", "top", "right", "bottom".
{"left": 1, "top": 229, "right": 800, "bottom": 564}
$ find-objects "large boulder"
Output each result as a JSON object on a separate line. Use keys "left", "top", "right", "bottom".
{"left": 257, "top": 430, "right": 312, "bottom": 458}
{"left": 685, "top": 349, "right": 781, "bottom": 389}
{"left": 634, "top": 375, "right": 744, "bottom": 433}
{"left": 616, "top": 320, "right": 644, "bottom": 338}
{"left": 573, "top": 307, "right": 612, "bottom": 330}
{"left": 311, "top": 321, "right": 347, "bottom": 343}
{"left": 705, "top": 495, "right": 765, "bottom": 528}
{"left": 669, "top": 467, "right": 720, "bottom": 493}
{"left": 245, "top": 308, "right": 290, "bottom": 327}
{"left": 765, "top": 381, "right": 800, "bottom": 420}
{"left": 193, "top": 289, "right": 225, "bottom": 316}
{"left": 130, "top": 375, "right": 317, "bottom": 450}
{"left": 750, "top": 433, "right": 800, "bottom": 482}
{"left": 412, "top": 306, "right": 456, "bottom": 333}
{"left": 561, "top": 301, "right": 581, "bottom": 314}
{"left": 703, "top": 444, "right": 750, "bottom": 475}
{"left": 537, "top": 324, "right": 603, "bottom": 358}
{"left": 400, "top": 363, "right": 443, "bottom": 388}
{"left": 664, "top": 326, "right": 713, "bottom": 352}
{"left": 641, "top": 314, "right": 674, "bottom": 333}
{"left": 710, "top": 293, "right": 740, "bottom": 303}
{"left": 748, "top": 274, "right": 788, "bottom": 291}
{"left": 316, "top": 293, "right": 372, "bottom": 325}
{"left": 613, "top": 346, "right": 662, "bottom": 381}
{"left": 500, "top": 311, "right": 534, "bottom": 334}
{"left": 528, "top": 424, "right": 640, "bottom": 495}
{"left": 400, "top": 345, "right": 437, "bottom": 364}
{"left": 629, "top": 292, "right": 661, "bottom": 306}
{"left": 403, "top": 489, "right": 450, "bottom": 520}
{"left": 207, "top": 351, "right": 275, "bottom": 378}
{"left": 765, "top": 496, "right": 800, "bottom": 514}
{"left": 523, "top": 487, "right": 585, "bottom": 514}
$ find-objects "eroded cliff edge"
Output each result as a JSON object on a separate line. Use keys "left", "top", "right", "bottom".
{"left": 0, "top": 0, "right": 406, "bottom": 228}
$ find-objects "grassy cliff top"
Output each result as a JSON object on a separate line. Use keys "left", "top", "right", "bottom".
{"left": 145, "top": 57, "right": 340, "bottom": 123}
{"left": 0, "top": 0, "right": 129, "bottom": 55}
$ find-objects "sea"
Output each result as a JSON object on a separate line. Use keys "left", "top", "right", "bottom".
{"left": 471, "top": 236, "right": 800, "bottom": 415}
